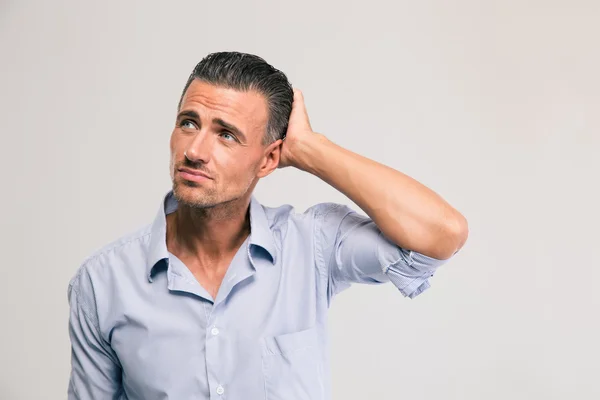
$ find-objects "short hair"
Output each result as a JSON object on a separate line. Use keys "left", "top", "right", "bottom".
{"left": 178, "top": 52, "right": 294, "bottom": 145}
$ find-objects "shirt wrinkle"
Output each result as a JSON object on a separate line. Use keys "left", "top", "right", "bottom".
{"left": 67, "top": 190, "right": 453, "bottom": 400}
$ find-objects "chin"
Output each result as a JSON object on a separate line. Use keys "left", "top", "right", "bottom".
{"left": 172, "top": 180, "right": 218, "bottom": 208}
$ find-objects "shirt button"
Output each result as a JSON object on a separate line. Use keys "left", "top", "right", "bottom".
{"left": 216, "top": 385, "right": 225, "bottom": 395}
{"left": 211, "top": 327, "right": 220, "bottom": 336}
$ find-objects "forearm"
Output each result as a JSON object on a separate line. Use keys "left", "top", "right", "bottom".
{"left": 294, "top": 134, "right": 468, "bottom": 259}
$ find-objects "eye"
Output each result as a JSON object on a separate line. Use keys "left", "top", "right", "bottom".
{"left": 220, "top": 131, "right": 237, "bottom": 142}
{"left": 180, "top": 119, "right": 198, "bottom": 131}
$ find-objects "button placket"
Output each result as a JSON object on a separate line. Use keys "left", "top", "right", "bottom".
{"left": 203, "top": 301, "right": 226, "bottom": 398}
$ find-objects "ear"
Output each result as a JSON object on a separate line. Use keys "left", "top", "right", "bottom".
{"left": 256, "top": 139, "right": 283, "bottom": 178}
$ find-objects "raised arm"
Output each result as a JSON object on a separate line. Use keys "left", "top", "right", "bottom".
{"left": 279, "top": 89, "right": 468, "bottom": 260}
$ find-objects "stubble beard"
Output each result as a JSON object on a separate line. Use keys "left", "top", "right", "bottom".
{"left": 172, "top": 179, "right": 220, "bottom": 209}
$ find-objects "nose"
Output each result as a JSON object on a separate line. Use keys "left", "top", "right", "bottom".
{"left": 184, "top": 130, "right": 212, "bottom": 164}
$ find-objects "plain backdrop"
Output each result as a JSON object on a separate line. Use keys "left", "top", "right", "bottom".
{"left": 1, "top": 1, "right": 599, "bottom": 399}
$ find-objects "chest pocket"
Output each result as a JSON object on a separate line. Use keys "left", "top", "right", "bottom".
{"left": 261, "top": 326, "right": 325, "bottom": 400}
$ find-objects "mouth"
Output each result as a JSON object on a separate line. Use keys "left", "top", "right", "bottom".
{"left": 177, "top": 167, "right": 213, "bottom": 183}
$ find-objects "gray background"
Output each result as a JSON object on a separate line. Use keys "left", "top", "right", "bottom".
{"left": 1, "top": 0, "right": 599, "bottom": 399}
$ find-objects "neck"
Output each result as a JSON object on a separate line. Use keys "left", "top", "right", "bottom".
{"left": 166, "top": 196, "right": 251, "bottom": 266}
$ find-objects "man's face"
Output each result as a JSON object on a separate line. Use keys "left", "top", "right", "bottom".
{"left": 170, "top": 79, "right": 276, "bottom": 209}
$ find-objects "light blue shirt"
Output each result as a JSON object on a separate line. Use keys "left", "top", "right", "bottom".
{"left": 68, "top": 190, "right": 453, "bottom": 399}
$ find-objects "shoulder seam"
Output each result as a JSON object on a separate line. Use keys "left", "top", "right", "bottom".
{"left": 81, "top": 229, "right": 151, "bottom": 267}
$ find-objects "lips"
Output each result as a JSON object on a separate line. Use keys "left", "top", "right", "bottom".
{"left": 178, "top": 167, "right": 212, "bottom": 183}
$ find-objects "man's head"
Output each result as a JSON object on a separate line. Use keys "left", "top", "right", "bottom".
{"left": 170, "top": 52, "right": 294, "bottom": 209}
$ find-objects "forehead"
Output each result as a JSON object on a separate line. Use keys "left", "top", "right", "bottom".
{"left": 180, "top": 80, "right": 269, "bottom": 137}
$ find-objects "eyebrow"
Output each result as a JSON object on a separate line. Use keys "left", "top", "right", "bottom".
{"left": 214, "top": 118, "right": 246, "bottom": 141}
{"left": 177, "top": 110, "right": 201, "bottom": 121}
{"left": 177, "top": 110, "right": 247, "bottom": 142}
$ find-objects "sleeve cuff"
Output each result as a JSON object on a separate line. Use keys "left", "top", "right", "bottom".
{"left": 383, "top": 249, "right": 449, "bottom": 298}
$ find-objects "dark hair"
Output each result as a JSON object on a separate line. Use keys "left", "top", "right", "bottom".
{"left": 178, "top": 52, "right": 294, "bottom": 145}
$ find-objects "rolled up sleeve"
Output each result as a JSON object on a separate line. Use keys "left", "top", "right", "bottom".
{"left": 314, "top": 203, "right": 452, "bottom": 301}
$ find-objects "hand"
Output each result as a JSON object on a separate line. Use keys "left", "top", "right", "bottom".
{"left": 278, "top": 89, "right": 318, "bottom": 169}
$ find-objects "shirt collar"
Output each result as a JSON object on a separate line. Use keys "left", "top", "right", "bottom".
{"left": 146, "top": 190, "right": 278, "bottom": 282}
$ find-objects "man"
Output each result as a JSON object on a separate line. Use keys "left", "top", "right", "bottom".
{"left": 67, "top": 52, "right": 468, "bottom": 399}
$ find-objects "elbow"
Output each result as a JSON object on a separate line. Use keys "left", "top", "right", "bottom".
{"left": 430, "top": 213, "right": 469, "bottom": 260}
{"left": 447, "top": 212, "right": 469, "bottom": 257}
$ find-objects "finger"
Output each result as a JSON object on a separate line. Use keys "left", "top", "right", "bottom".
{"left": 291, "top": 88, "right": 312, "bottom": 129}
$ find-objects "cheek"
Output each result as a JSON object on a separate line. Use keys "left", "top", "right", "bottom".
{"left": 169, "top": 130, "right": 176, "bottom": 148}
{"left": 220, "top": 152, "right": 257, "bottom": 181}
{"left": 169, "top": 154, "right": 175, "bottom": 180}
{"left": 169, "top": 132, "right": 183, "bottom": 179}
{"left": 170, "top": 129, "right": 191, "bottom": 152}
{"left": 242, "top": 154, "right": 263, "bottom": 180}
{"left": 170, "top": 132, "right": 188, "bottom": 157}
